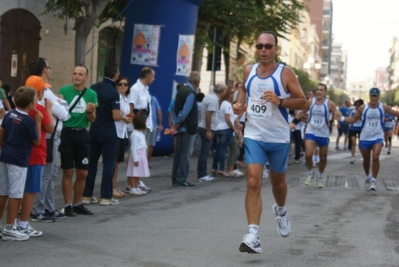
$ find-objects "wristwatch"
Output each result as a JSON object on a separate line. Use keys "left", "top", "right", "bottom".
{"left": 278, "top": 96, "right": 284, "bottom": 106}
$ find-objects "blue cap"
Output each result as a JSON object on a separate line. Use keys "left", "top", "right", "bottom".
{"left": 369, "top": 87, "right": 380, "bottom": 96}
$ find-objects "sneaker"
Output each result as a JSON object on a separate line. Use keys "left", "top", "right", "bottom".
{"left": 81, "top": 196, "right": 97, "bottom": 204}
{"left": 125, "top": 185, "right": 131, "bottom": 193}
{"left": 262, "top": 168, "right": 269, "bottom": 179}
{"left": 197, "top": 176, "right": 213, "bottom": 182}
{"left": 226, "top": 171, "right": 238, "bottom": 177}
{"left": 17, "top": 224, "right": 42, "bottom": 237}
{"left": 73, "top": 204, "right": 94, "bottom": 215}
{"left": 129, "top": 188, "right": 145, "bottom": 195}
{"left": 233, "top": 170, "right": 244, "bottom": 176}
{"left": 99, "top": 198, "right": 119, "bottom": 206}
{"left": 64, "top": 204, "right": 76, "bottom": 217}
{"left": 45, "top": 209, "right": 66, "bottom": 219}
{"left": 335, "top": 146, "right": 341, "bottom": 151}
{"left": 388, "top": 150, "right": 391, "bottom": 155}
{"left": 350, "top": 158, "right": 355, "bottom": 164}
{"left": 30, "top": 213, "right": 55, "bottom": 223}
{"left": 368, "top": 181, "right": 377, "bottom": 191}
{"left": 2, "top": 226, "right": 29, "bottom": 241}
{"left": 239, "top": 233, "right": 261, "bottom": 254}
{"left": 272, "top": 204, "right": 291, "bottom": 238}
{"left": 294, "top": 159, "right": 301, "bottom": 164}
{"left": 139, "top": 181, "right": 152, "bottom": 192}
{"left": 365, "top": 178, "right": 371, "bottom": 189}
{"left": 317, "top": 177, "right": 324, "bottom": 188}
{"left": 343, "top": 147, "right": 348, "bottom": 151}
{"left": 304, "top": 173, "right": 314, "bottom": 185}
{"left": 206, "top": 175, "right": 215, "bottom": 182}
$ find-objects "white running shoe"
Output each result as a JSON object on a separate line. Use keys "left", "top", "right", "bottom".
{"left": 368, "top": 181, "right": 377, "bottom": 191}
{"left": 129, "top": 188, "right": 145, "bottom": 195}
{"left": 262, "top": 168, "right": 269, "bottom": 179}
{"left": 2, "top": 226, "right": 29, "bottom": 241}
{"left": 273, "top": 204, "right": 291, "bottom": 238}
{"left": 234, "top": 169, "right": 244, "bottom": 176}
{"left": 239, "top": 233, "right": 261, "bottom": 253}
{"left": 197, "top": 176, "right": 213, "bottom": 182}
{"left": 17, "top": 224, "right": 42, "bottom": 237}
{"left": 350, "top": 158, "right": 355, "bottom": 164}
{"left": 317, "top": 177, "right": 324, "bottom": 188}
{"left": 139, "top": 181, "right": 151, "bottom": 192}
{"left": 82, "top": 196, "right": 97, "bottom": 204}
{"left": 304, "top": 173, "right": 314, "bottom": 185}
{"left": 365, "top": 178, "right": 371, "bottom": 189}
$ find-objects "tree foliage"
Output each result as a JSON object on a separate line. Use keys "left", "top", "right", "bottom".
{"left": 194, "top": 0, "right": 307, "bottom": 81}
{"left": 43, "top": 0, "right": 119, "bottom": 65}
{"left": 291, "top": 67, "right": 318, "bottom": 95}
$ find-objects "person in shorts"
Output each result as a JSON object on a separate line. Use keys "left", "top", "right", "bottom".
{"left": 0, "top": 86, "right": 42, "bottom": 241}
{"left": 58, "top": 65, "right": 98, "bottom": 217}
{"left": 17, "top": 76, "right": 54, "bottom": 237}
{"left": 233, "top": 31, "right": 306, "bottom": 254}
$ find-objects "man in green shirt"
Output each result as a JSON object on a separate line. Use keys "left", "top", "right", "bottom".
{"left": 58, "top": 65, "right": 98, "bottom": 217}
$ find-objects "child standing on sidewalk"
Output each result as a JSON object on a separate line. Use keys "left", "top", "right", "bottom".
{"left": 0, "top": 86, "right": 42, "bottom": 241}
{"left": 126, "top": 112, "right": 150, "bottom": 195}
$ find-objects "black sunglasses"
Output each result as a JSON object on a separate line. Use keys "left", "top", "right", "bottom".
{"left": 255, "top": 43, "right": 275, "bottom": 50}
{"left": 117, "top": 83, "right": 128, "bottom": 87}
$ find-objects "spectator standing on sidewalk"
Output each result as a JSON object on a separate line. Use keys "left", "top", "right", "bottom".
{"left": 58, "top": 65, "right": 97, "bottom": 217}
{"left": 196, "top": 83, "right": 226, "bottom": 183}
{"left": 0, "top": 86, "right": 41, "bottom": 241}
{"left": 83, "top": 63, "right": 121, "bottom": 207}
{"left": 112, "top": 77, "right": 132, "bottom": 198}
{"left": 18, "top": 76, "right": 54, "bottom": 237}
{"left": 171, "top": 71, "right": 201, "bottom": 187}
{"left": 29, "top": 58, "right": 69, "bottom": 221}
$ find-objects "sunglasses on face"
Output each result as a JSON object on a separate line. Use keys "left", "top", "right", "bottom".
{"left": 255, "top": 43, "right": 275, "bottom": 50}
{"left": 117, "top": 83, "right": 128, "bottom": 87}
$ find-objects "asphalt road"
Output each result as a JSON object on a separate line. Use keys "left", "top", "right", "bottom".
{"left": 1, "top": 131, "right": 399, "bottom": 267}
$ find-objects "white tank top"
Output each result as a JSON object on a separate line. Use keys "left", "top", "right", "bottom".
{"left": 244, "top": 63, "right": 291, "bottom": 143}
{"left": 360, "top": 102, "right": 384, "bottom": 141}
{"left": 306, "top": 98, "right": 330, "bottom": 138}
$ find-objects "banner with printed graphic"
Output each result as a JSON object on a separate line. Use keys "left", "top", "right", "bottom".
{"left": 130, "top": 24, "right": 160, "bottom": 66}
{"left": 175, "top": 35, "right": 194, "bottom": 76}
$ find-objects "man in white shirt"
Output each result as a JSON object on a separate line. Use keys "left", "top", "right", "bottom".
{"left": 29, "top": 58, "right": 69, "bottom": 222}
{"left": 128, "top": 67, "right": 155, "bottom": 137}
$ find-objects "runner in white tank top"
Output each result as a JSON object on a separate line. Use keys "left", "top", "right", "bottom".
{"left": 336, "top": 87, "right": 399, "bottom": 191}
{"left": 233, "top": 31, "right": 306, "bottom": 254}
{"left": 290, "top": 84, "right": 339, "bottom": 188}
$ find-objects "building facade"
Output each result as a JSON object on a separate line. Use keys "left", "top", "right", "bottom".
{"left": 0, "top": 0, "right": 120, "bottom": 93}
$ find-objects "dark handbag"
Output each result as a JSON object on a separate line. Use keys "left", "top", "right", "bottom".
{"left": 46, "top": 118, "right": 59, "bottom": 163}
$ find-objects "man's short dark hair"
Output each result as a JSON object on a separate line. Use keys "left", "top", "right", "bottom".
{"left": 317, "top": 83, "right": 327, "bottom": 91}
{"left": 13, "top": 86, "right": 36, "bottom": 108}
{"left": 75, "top": 64, "right": 89, "bottom": 75}
{"left": 258, "top": 31, "right": 278, "bottom": 46}
{"left": 29, "top": 58, "right": 47, "bottom": 76}
{"left": 104, "top": 63, "right": 119, "bottom": 79}
{"left": 140, "top": 67, "right": 154, "bottom": 79}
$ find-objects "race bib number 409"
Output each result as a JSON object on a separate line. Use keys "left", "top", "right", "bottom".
{"left": 247, "top": 98, "right": 271, "bottom": 119}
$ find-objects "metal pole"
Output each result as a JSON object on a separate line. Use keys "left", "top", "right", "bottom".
{"left": 211, "top": 27, "right": 216, "bottom": 86}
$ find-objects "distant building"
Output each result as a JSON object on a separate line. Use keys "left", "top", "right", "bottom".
{"left": 0, "top": 0, "right": 121, "bottom": 92}
{"left": 388, "top": 37, "right": 399, "bottom": 89}
{"left": 329, "top": 43, "right": 347, "bottom": 89}
{"left": 305, "top": 0, "right": 333, "bottom": 82}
